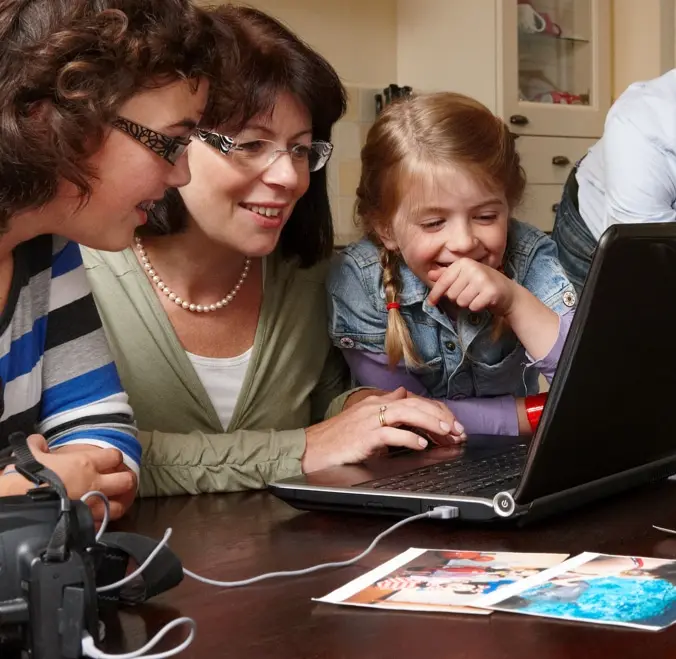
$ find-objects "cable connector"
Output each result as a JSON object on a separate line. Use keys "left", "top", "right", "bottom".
{"left": 429, "top": 505, "right": 460, "bottom": 520}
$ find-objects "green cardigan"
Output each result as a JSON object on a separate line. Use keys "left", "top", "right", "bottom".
{"left": 82, "top": 247, "right": 352, "bottom": 497}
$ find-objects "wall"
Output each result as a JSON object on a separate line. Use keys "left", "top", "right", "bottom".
{"left": 396, "top": 0, "right": 498, "bottom": 110}
{"left": 326, "top": 86, "right": 380, "bottom": 245}
{"left": 612, "top": 0, "right": 675, "bottom": 98}
{"left": 205, "top": 0, "right": 398, "bottom": 88}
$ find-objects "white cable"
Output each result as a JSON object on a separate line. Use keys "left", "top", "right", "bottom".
{"left": 81, "top": 617, "right": 195, "bottom": 659}
{"left": 85, "top": 500, "right": 456, "bottom": 593}
{"left": 81, "top": 490, "right": 111, "bottom": 541}
{"left": 96, "top": 528, "right": 173, "bottom": 593}
{"left": 78, "top": 493, "right": 195, "bottom": 659}
{"left": 82, "top": 505, "right": 455, "bottom": 659}
{"left": 183, "top": 509, "right": 455, "bottom": 588}
{"left": 654, "top": 524, "right": 676, "bottom": 535}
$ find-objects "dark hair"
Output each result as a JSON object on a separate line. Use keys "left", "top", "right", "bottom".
{"left": 0, "top": 0, "right": 242, "bottom": 231}
{"left": 145, "top": 5, "right": 347, "bottom": 268}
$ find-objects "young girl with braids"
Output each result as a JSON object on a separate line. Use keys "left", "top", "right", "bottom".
{"left": 327, "top": 92, "right": 577, "bottom": 437}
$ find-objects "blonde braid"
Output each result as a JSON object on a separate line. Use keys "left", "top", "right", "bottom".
{"left": 381, "top": 249, "right": 424, "bottom": 369}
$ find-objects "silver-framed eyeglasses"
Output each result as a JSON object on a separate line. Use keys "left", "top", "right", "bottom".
{"left": 194, "top": 129, "right": 333, "bottom": 173}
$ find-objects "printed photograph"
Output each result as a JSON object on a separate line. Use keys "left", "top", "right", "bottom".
{"left": 317, "top": 548, "right": 568, "bottom": 614}
{"left": 487, "top": 553, "right": 676, "bottom": 630}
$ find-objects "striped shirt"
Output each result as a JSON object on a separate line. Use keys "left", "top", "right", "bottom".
{"left": 0, "top": 235, "right": 140, "bottom": 476}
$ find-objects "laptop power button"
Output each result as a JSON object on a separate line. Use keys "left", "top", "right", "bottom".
{"left": 493, "top": 492, "right": 516, "bottom": 518}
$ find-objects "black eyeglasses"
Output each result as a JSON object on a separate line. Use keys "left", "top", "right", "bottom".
{"left": 111, "top": 117, "right": 193, "bottom": 165}
{"left": 194, "top": 129, "right": 334, "bottom": 173}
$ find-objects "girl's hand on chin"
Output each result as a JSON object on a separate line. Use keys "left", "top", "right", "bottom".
{"left": 427, "top": 258, "right": 516, "bottom": 316}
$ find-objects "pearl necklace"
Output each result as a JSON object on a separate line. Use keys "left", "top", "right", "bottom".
{"left": 134, "top": 236, "right": 251, "bottom": 313}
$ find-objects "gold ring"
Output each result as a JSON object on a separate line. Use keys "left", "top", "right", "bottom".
{"left": 379, "top": 405, "right": 388, "bottom": 427}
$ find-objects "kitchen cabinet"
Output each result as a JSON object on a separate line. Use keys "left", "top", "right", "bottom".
{"left": 396, "top": 0, "right": 611, "bottom": 231}
{"left": 515, "top": 136, "right": 596, "bottom": 185}
{"left": 500, "top": 0, "right": 610, "bottom": 139}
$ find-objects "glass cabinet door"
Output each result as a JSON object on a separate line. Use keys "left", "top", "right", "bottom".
{"left": 499, "top": 0, "right": 610, "bottom": 137}
{"left": 518, "top": 0, "right": 592, "bottom": 106}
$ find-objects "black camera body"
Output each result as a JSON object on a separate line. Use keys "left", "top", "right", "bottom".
{"left": 0, "top": 431, "right": 184, "bottom": 659}
{"left": 0, "top": 489, "right": 102, "bottom": 659}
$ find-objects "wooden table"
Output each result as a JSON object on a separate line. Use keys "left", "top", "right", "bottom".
{"left": 105, "top": 481, "right": 676, "bottom": 658}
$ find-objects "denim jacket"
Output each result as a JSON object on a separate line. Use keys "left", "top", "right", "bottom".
{"left": 326, "top": 219, "right": 577, "bottom": 399}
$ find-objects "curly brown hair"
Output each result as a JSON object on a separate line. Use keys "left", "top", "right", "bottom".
{"left": 0, "top": 0, "right": 243, "bottom": 230}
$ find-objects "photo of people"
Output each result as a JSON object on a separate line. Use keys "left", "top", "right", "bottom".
{"left": 482, "top": 553, "right": 676, "bottom": 630}
{"left": 316, "top": 548, "right": 568, "bottom": 614}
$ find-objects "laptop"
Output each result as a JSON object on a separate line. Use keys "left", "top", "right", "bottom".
{"left": 270, "top": 223, "right": 676, "bottom": 523}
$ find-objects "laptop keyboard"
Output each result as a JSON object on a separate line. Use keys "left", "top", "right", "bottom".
{"left": 357, "top": 443, "right": 528, "bottom": 497}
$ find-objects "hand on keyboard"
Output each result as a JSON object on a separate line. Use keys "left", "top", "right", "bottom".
{"left": 302, "top": 387, "right": 466, "bottom": 473}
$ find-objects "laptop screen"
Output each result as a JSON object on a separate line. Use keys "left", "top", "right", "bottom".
{"left": 515, "top": 223, "right": 676, "bottom": 504}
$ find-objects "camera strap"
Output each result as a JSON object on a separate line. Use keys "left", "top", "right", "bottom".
{"left": 9, "top": 432, "right": 71, "bottom": 561}
{"left": 4, "top": 433, "right": 184, "bottom": 603}
{"left": 95, "top": 532, "right": 184, "bottom": 604}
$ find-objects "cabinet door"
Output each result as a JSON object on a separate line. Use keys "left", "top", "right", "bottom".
{"left": 497, "top": 0, "right": 611, "bottom": 138}
{"left": 516, "top": 135, "right": 596, "bottom": 184}
{"left": 518, "top": 184, "right": 563, "bottom": 232}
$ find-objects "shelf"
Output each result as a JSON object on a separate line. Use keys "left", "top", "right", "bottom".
{"left": 520, "top": 31, "right": 590, "bottom": 45}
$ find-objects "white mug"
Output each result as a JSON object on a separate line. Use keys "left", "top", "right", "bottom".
{"left": 518, "top": 3, "right": 546, "bottom": 33}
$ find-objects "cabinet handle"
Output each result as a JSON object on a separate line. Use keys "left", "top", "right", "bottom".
{"left": 509, "top": 114, "right": 529, "bottom": 126}
{"left": 552, "top": 203, "right": 560, "bottom": 213}
{"left": 552, "top": 155, "right": 570, "bottom": 166}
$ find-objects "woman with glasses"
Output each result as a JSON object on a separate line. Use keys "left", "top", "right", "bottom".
{"left": 0, "top": 0, "right": 238, "bottom": 520}
{"left": 83, "top": 6, "right": 461, "bottom": 496}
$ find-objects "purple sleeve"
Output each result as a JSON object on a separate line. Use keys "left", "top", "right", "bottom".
{"left": 342, "top": 349, "right": 428, "bottom": 395}
{"left": 341, "top": 349, "right": 519, "bottom": 436}
{"left": 526, "top": 309, "right": 574, "bottom": 383}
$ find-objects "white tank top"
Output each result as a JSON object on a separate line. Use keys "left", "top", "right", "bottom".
{"left": 186, "top": 347, "right": 253, "bottom": 430}
{"left": 185, "top": 258, "right": 264, "bottom": 429}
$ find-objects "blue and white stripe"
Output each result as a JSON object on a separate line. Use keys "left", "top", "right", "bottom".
{"left": 0, "top": 235, "right": 139, "bottom": 475}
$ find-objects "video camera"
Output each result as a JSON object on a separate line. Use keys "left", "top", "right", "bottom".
{"left": 0, "top": 433, "right": 184, "bottom": 659}
{"left": 0, "top": 491, "right": 101, "bottom": 659}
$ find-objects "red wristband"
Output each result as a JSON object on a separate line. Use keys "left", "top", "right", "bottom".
{"left": 386, "top": 302, "right": 401, "bottom": 311}
{"left": 525, "top": 393, "right": 548, "bottom": 432}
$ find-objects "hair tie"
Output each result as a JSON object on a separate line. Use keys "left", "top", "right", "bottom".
{"left": 386, "top": 302, "right": 401, "bottom": 311}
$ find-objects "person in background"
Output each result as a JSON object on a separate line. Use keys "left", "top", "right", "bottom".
{"left": 83, "top": 6, "right": 463, "bottom": 498}
{"left": 552, "top": 68, "right": 676, "bottom": 293}
{"left": 0, "top": 0, "right": 237, "bottom": 520}
{"left": 327, "top": 92, "right": 577, "bottom": 437}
